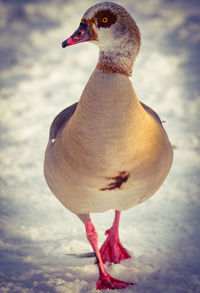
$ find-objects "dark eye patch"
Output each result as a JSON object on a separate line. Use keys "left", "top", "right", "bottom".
{"left": 94, "top": 9, "right": 117, "bottom": 28}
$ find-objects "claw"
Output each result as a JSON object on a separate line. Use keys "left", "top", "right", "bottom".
{"left": 100, "top": 211, "right": 132, "bottom": 264}
{"left": 100, "top": 231, "right": 131, "bottom": 263}
{"left": 97, "top": 274, "right": 133, "bottom": 290}
{"left": 105, "top": 228, "right": 111, "bottom": 235}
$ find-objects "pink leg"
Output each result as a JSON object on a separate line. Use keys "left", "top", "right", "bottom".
{"left": 85, "top": 218, "right": 133, "bottom": 290}
{"left": 100, "top": 210, "right": 131, "bottom": 264}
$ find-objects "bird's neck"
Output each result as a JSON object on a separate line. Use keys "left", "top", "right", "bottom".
{"left": 96, "top": 50, "right": 134, "bottom": 76}
{"left": 64, "top": 70, "right": 145, "bottom": 146}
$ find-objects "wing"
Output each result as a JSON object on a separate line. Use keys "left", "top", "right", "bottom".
{"left": 49, "top": 102, "right": 78, "bottom": 139}
{"left": 140, "top": 101, "right": 163, "bottom": 127}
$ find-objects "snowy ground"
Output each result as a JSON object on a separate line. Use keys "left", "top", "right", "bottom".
{"left": 0, "top": 0, "right": 200, "bottom": 292}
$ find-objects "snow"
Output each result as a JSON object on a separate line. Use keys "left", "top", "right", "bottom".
{"left": 0, "top": 0, "right": 200, "bottom": 292}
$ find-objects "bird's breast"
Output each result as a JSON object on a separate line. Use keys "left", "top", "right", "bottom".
{"left": 44, "top": 111, "right": 172, "bottom": 214}
{"left": 44, "top": 71, "right": 173, "bottom": 214}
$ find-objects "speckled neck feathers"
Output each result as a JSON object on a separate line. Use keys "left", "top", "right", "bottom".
{"left": 96, "top": 50, "right": 134, "bottom": 76}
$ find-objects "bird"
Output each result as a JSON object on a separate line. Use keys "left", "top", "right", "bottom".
{"left": 44, "top": 1, "right": 173, "bottom": 290}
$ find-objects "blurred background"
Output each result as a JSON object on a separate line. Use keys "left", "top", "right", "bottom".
{"left": 0, "top": 0, "right": 200, "bottom": 292}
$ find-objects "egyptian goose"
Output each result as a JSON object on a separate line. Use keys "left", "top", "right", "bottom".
{"left": 44, "top": 2, "right": 173, "bottom": 290}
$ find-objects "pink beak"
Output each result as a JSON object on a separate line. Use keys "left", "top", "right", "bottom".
{"left": 62, "top": 22, "right": 93, "bottom": 48}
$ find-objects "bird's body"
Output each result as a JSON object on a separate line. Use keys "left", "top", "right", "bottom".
{"left": 44, "top": 2, "right": 173, "bottom": 290}
{"left": 44, "top": 71, "right": 172, "bottom": 214}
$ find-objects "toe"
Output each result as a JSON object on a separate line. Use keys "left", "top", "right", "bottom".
{"left": 97, "top": 274, "right": 133, "bottom": 290}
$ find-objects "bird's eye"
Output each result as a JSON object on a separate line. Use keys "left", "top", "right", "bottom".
{"left": 102, "top": 17, "right": 108, "bottom": 23}
{"left": 95, "top": 10, "right": 117, "bottom": 28}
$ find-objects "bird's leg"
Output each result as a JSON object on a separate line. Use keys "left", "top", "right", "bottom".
{"left": 85, "top": 218, "right": 133, "bottom": 290}
{"left": 100, "top": 210, "right": 131, "bottom": 264}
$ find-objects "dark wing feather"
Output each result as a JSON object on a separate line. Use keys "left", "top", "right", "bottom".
{"left": 49, "top": 102, "right": 78, "bottom": 139}
{"left": 140, "top": 101, "right": 163, "bottom": 127}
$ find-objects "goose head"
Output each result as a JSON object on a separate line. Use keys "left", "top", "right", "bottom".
{"left": 62, "top": 2, "right": 141, "bottom": 76}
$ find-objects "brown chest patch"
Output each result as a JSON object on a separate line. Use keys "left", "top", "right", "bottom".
{"left": 100, "top": 171, "right": 130, "bottom": 191}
